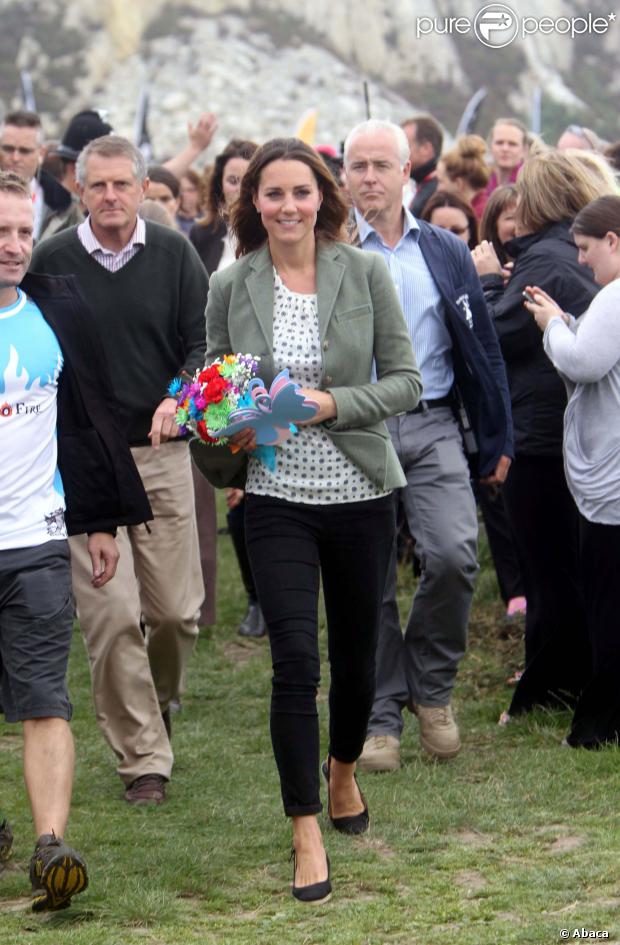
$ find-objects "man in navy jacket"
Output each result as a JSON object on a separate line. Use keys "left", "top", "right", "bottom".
{"left": 345, "top": 120, "right": 513, "bottom": 769}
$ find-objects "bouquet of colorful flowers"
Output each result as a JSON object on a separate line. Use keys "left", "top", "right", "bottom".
{"left": 168, "top": 354, "right": 260, "bottom": 445}
{"left": 169, "top": 356, "right": 319, "bottom": 473}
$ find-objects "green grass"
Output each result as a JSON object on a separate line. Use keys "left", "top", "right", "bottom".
{"left": 1, "top": 506, "right": 619, "bottom": 945}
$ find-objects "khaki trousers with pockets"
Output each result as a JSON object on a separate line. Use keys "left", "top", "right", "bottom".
{"left": 70, "top": 442, "right": 204, "bottom": 785}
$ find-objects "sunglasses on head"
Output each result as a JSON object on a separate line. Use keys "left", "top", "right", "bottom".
{"left": 566, "top": 125, "right": 597, "bottom": 149}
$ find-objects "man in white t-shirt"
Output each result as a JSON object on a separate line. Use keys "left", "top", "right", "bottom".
{"left": 0, "top": 170, "right": 151, "bottom": 911}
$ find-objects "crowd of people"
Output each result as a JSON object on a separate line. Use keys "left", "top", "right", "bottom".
{"left": 0, "top": 99, "right": 619, "bottom": 910}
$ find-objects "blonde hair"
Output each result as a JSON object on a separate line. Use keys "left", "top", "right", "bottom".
{"left": 516, "top": 150, "right": 616, "bottom": 233}
{"left": 138, "top": 199, "right": 176, "bottom": 229}
{"left": 562, "top": 149, "right": 619, "bottom": 195}
{"left": 488, "top": 117, "right": 530, "bottom": 149}
{"left": 0, "top": 169, "right": 30, "bottom": 199}
{"left": 441, "top": 134, "right": 490, "bottom": 190}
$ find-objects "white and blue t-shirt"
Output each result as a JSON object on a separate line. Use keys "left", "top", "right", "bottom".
{"left": 0, "top": 289, "right": 66, "bottom": 550}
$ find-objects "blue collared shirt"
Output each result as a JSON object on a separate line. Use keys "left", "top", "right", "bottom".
{"left": 356, "top": 207, "right": 454, "bottom": 398}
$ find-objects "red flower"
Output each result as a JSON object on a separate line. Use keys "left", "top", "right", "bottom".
{"left": 198, "top": 365, "right": 222, "bottom": 384}
{"left": 203, "top": 376, "right": 228, "bottom": 404}
{"left": 197, "top": 420, "right": 216, "bottom": 443}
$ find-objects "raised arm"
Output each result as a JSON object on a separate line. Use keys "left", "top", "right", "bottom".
{"left": 541, "top": 284, "right": 620, "bottom": 384}
{"left": 163, "top": 112, "right": 218, "bottom": 180}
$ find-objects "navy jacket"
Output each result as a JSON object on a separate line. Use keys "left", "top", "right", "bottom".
{"left": 22, "top": 272, "right": 153, "bottom": 535}
{"left": 415, "top": 220, "right": 513, "bottom": 477}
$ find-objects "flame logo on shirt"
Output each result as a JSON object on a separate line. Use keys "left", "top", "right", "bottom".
{"left": 0, "top": 402, "right": 12, "bottom": 418}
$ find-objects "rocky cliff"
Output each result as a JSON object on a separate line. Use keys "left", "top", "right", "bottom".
{"left": 0, "top": 0, "right": 617, "bottom": 158}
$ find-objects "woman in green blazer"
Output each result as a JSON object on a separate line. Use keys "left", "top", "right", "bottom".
{"left": 198, "top": 138, "right": 421, "bottom": 902}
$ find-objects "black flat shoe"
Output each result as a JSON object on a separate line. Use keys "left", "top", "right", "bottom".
{"left": 290, "top": 848, "right": 332, "bottom": 904}
{"left": 322, "top": 757, "right": 369, "bottom": 835}
{"left": 237, "top": 602, "right": 267, "bottom": 638}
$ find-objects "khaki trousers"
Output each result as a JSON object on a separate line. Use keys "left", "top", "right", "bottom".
{"left": 70, "top": 442, "right": 204, "bottom": 785}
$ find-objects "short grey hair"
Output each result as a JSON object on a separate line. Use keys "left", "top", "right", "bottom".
{"left": 76, "top": 135, "right": 147, "bottom": 186}
{"left": 343, "top": 120, "right": 410, "bottom": 168}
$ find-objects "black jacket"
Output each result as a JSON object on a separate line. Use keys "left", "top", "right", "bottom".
{"left": 36, "top": 169, "right": 84, "bottom": 240}
{"left": 410, "top": 157, "right": 439, "bottom": 218}
{"left": 189, "top": 219, "right": 227, "bottom": 276}
{"left": 415, "top": 219, "right": 514, "bottom": 477}
{"left": 21, "top": 272, "right": 153, "bottom": 535}
{"left": 39, "top": 168, "right": 72, "bottom": 216}
{"left": 481, "top": 221, "right": 597, "bottom": 456}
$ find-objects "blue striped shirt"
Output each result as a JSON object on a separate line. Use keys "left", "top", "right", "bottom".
{"left": 356, "top": 207, "right": 454, "bottom": 398}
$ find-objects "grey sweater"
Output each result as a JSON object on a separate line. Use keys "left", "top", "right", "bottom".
{"left": 543, "top": 278, "right": 620, "bottom": 524}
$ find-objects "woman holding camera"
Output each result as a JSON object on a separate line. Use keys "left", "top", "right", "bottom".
{"left": 472, "top": 151, "right": 610, "bottom": 722}
{"left": 524, "top": 195, "right": 620, "bottom": 747}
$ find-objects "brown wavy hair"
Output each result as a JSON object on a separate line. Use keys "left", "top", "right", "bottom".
{"left": 199, "top": 138, "right": 258, "bottom": 226}
{"left": 479, "top": 184, "right": 518, "bottom": 264}
{"left": 231, "top": 137, "right": 348, "bottom": 257}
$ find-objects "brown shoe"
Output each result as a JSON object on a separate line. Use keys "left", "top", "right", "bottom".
{"left": 412, "top": 703, "right": 461, "bottom": 760}
{"left": 124, "top": 774, "right": 167, "bottom": 805}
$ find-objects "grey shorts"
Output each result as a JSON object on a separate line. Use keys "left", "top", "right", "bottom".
{"left": 0, "top": 540, "right": 74, "bottom": 723}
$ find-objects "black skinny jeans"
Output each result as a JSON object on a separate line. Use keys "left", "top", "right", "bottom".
{"left": 503, "top": 455, "right": 589, "bottom": 715}
{"left": 567, "top": 515, "right": 620, "bottom": 748}
{"left": 226, "top": 497, "right": 257, "bottom": 603}
{"left": 245, "top": 492, "right": 395, "bottom": 817}
{"left": 476, "top": 482, "right": 524, "bottom": 606}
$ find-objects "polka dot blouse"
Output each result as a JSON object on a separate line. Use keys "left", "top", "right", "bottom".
{"left": 245, "top": 270, "right": 389, "bottom": 505}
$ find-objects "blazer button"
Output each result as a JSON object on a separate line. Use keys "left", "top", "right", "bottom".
{"left": 323, "top": 340, "right": 329, "bottom": 350}
{"left": 325, "top": 375, "right": 333, "bottom": 384}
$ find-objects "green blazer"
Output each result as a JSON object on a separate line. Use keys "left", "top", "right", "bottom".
{"left": 191, "top": 240, "right": 422, "bottom": 490}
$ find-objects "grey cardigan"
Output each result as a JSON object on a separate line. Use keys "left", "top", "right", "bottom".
{"left": 543, "top": 279, "right": 620, "bottom": 524}
{"left": 192, "top": 240, "right": 422, "bottom": 490}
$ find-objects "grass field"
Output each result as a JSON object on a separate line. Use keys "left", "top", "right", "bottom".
{"left": 1, "top": 509, "right": 619, "bottom": 945}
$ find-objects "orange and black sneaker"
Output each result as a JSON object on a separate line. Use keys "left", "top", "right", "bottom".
{"left": 0, "top": 817, "right": 13, "bottom": 864}
{"left": 29, "top": 833, "right": 88, "bottom": 912}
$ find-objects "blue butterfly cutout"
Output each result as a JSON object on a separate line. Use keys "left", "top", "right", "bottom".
{"left": 211, "top": 370, "right": 319, "bottom": 446}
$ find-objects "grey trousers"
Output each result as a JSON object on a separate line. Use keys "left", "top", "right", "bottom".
{"left": 368, "top": 408, "right": 478, "bottom": 737}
